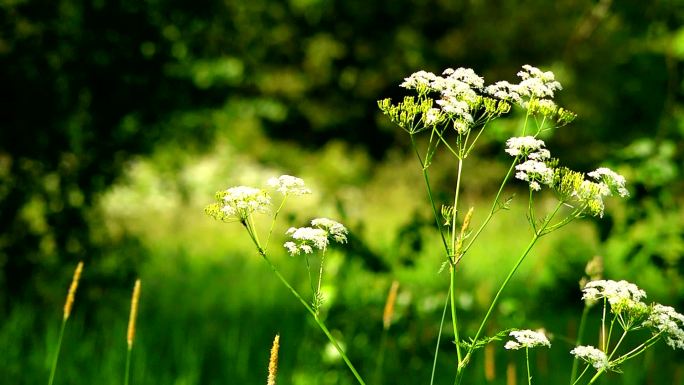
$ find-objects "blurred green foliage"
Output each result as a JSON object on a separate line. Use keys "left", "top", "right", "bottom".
{"left": 1, "top": 0, "right": 684, "bottom": 384}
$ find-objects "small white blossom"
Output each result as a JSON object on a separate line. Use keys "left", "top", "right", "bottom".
{"left": 436, "top": 96, "right": 473, "bottom": 123}
{"left": 569, "top": 178, "right": 615, "bottom": 218}
{"left": 516, "top": 65, "right": 562, "bottom": 99}
{"left": 588, "top": 168, "right": 629, "bottom": 198}
{"left": 504, "top": 329, "right": 551, "bottom": 350}
{"left": 582, "top": 280, "right": 648, "bottom": 316}
{"left": 570, "top": 345, "right": 609, "bottom": 370}
{"left": 267, "top": 175, "right": 312, "bottom": 196}
{"left": 442, "top": 67, "right": 485, "bottom": 89}
{"left": 515, "top": 160, "right": 554, "bottom": 188}
{"left": 400, "top": 70, "right": 438, "bottom": 91}
{"left": 284, "top": 227, "right": 329, "bottom": 255}
{"left": 505, "top": 136, "right": 546, "bottom": 157}
{"left": 423, "top": 108, "right": 443, "bottom": 126}
{"left": 311, "top": 218, "right": 348, "bottom": 244}
{"left": 644, "top": 304, "right": 684, "bottom": 350}
{"left": 205, "top": 186, "right": 271, "bottom": 221}
{"left": 528, "top": 149, "right": 551, "bottom": 160}
{"left": 284, "top": 218, "right": 348, "bottom": 256}
{"left": 485, "top": 81, "right": 523, "bottom": 104}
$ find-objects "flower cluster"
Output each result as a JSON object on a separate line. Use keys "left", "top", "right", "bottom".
{"left": 644, "top": 304, "right": 684, "bottom": 350}
{"left": 587, "top": 168, "right": 629, "bottom": 198}
{"left": 516, "top": 64, "right": 562, "bottom": 99}
{"left": 582, "top": 279, "right": 648, "bottom": 317}
{"left": 505, "top": 136, "right": 547, "bottom": 157}
{"left": 392, "top": 67, "right": 513, "bottom": 135}
{"left": 205, "top": 186, "right": 271, "bottom": 222}
{"left": 267, "top": 175, "right": 312, "bottom": 196}
{"left": 515, "top": 160, "right": 554, "bottom": 191}
{"left": 284, "top": 218, "right": 348, "bottom": 256}
{"left": 504, "top": 329, "right": 551, "bottom": 350}
{"left": 506, "top": 136, "right": 554, "bottom": 191}
{"left": 570, "top": 345, "right": 609, "bottom": 370}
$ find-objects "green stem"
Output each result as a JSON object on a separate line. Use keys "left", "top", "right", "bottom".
{"left": 265, "top": 196, "right": 288, "bottom": 251}
{"left": 571, "top": 364, "right": 591, "bottom": 385}
{"left": 410, "top": 135, "right": 450, "bottom": 254}
{"left": 459, "top": 233, "right": 540, "bottom": 377}
{"left": 460, "top": 159, "right": 517, "bottom": 256}
{"left": 450, "top": 159, "right": 465, "bottom": 365}
{"left": 450, "top": 266, "right": 463, "bottom": 366}
{"left": 430, "top": 288, "right": 451, "bottom": 385}
{"left": 570, "top": 305, "right": 591, "bottom": 385}
{"left": 526, "top": 348, "right": 532, "bottom": 385}
{"left": 124, "top": 345, "right": 132, "bottom": 385}
{"left": 613, "top": 332, "right": 662, "bottom": 365}
{"left": 315, "top": 250, "right": 327, "bottom": 313}
{"left": 259, "top": 252, "right": 366, "bottom": 385}
{"left": 48, "top": 318, "right": 67, "bottom": 385}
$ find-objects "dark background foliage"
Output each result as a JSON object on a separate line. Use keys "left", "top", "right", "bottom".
{"left": 1, "top": 0, "right": 683, "bottom": 383}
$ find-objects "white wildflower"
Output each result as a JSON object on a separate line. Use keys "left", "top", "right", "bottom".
{"left": 517, "top": 65, "right": 562, "bottom": 99}
{"left": 283, "top": 218, "right": 348, "bottom": 255}
{"left": 436, "top": 96, "right": 473, "bottom": 123}
{"left": 571, "top": 180, "right": 611, "bottom": 218}
{"left": 528, "top": 149, "right": 551, "bottom": 160}
{"left": 442, "top": 67, "right": 485, "bottom": 89}
{"left": 515, "top": 160, "right": 554, "bottom": 188}
{"left": 505, "top": 136, "right": 546, "bottom": 157}
{"left": 644, "top": 304, "right": 684, "bottom": 350}
{"left": 311, "top": 218, "right": 348, "bottom": 244}
{"left": 423, "top": 108, "right": 443, "bottom": 126}
{"left": 582, "top": 280, "right": 648, "bottom": 316}
{"left": 587, "top": 168, "right": 629, "bottom": 198}
{"left": 267, "top": 175, "right": 311, "bottom": 196}
{"left": 453, "top": 119, "right": 469, "bottom": 135}
{"left": 570, "top": 345, "right": 609, "bottom": 370}
{"left": 205, "top": 186, "right": 271, "bottom": 221}
{"left": 284, "top": 227, "right": 329, "bottom": 256}
{"left": 485, "top": 81, "right": 523, "bottom": 104}
{"left": 400, "top": 70, "right": 438, "bottom": 91}
{"left": 504, "top": 329, "right": 551, "bottom": 350}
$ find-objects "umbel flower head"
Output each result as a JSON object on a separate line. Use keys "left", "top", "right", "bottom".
{"left": 644, "top": 304, "right": 684, "bottom": 350}
{"left": 582, "top": 279, "right": 648, "bottom": 317}
{"left": 205, "top": 186, "right": 271, "bottom": 222}
{"left": 504, "top": 329, "right": 551, "bottom": 350}
{"left": 570, "top": 345, "right": 609, "bottom": 370}
{"left": 267, "top": 175, "right": 311, "bottom": 196}
{"left": 284, "top": 218, "right": 348, "bottom": 256}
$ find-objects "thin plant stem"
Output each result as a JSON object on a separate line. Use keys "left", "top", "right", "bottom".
{"left": 315, "top": 250, "right": 327, "bottom": 313}
{"left": 571, "top": 364, "right": 591, "bottom": 385}
{"left": 259, "top": 251, "right": 366, "bottom": 385}
{"left": 47, "top": 318, "right": 67, "bottom": 385}
{"left": 430, "top": 288, "right": 451, "bottom": 385}
{"left": 526, "top": 348, "right": 532, "bottom": 385}
{"left": 410, "top": 135, "right": 449, "bottom": 253}
{"left": 601, "top": 299, "right": 607, "bottom": 351}
{"left": 265, "top": 196, "right": 288, "bottom": 251}
{"left": 458, "top": 233, "right": 540, "bottom": 379}
{"left": 570, "top": 305, "right": 591, "bottom": 385}
{"left": 124, "top": 346, "right": 133, "bottom": 385}
{"left": 460, "top": 159, "right": 517, "bottom": 256}
{"left": 450, "top": 158, "right": 465, "bottom": 365}
{"left": 304, "top": 255, "right": 317, "bottom": 308}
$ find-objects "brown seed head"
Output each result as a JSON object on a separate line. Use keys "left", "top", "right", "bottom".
{"left": 63, "top": 261, "right": 84, "bottom": 320}
{"left": 267, "top": 334, "right": 280, "bottom": 385}
{"left": 127, "top": 279, "right": 141, "bottom": 348}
